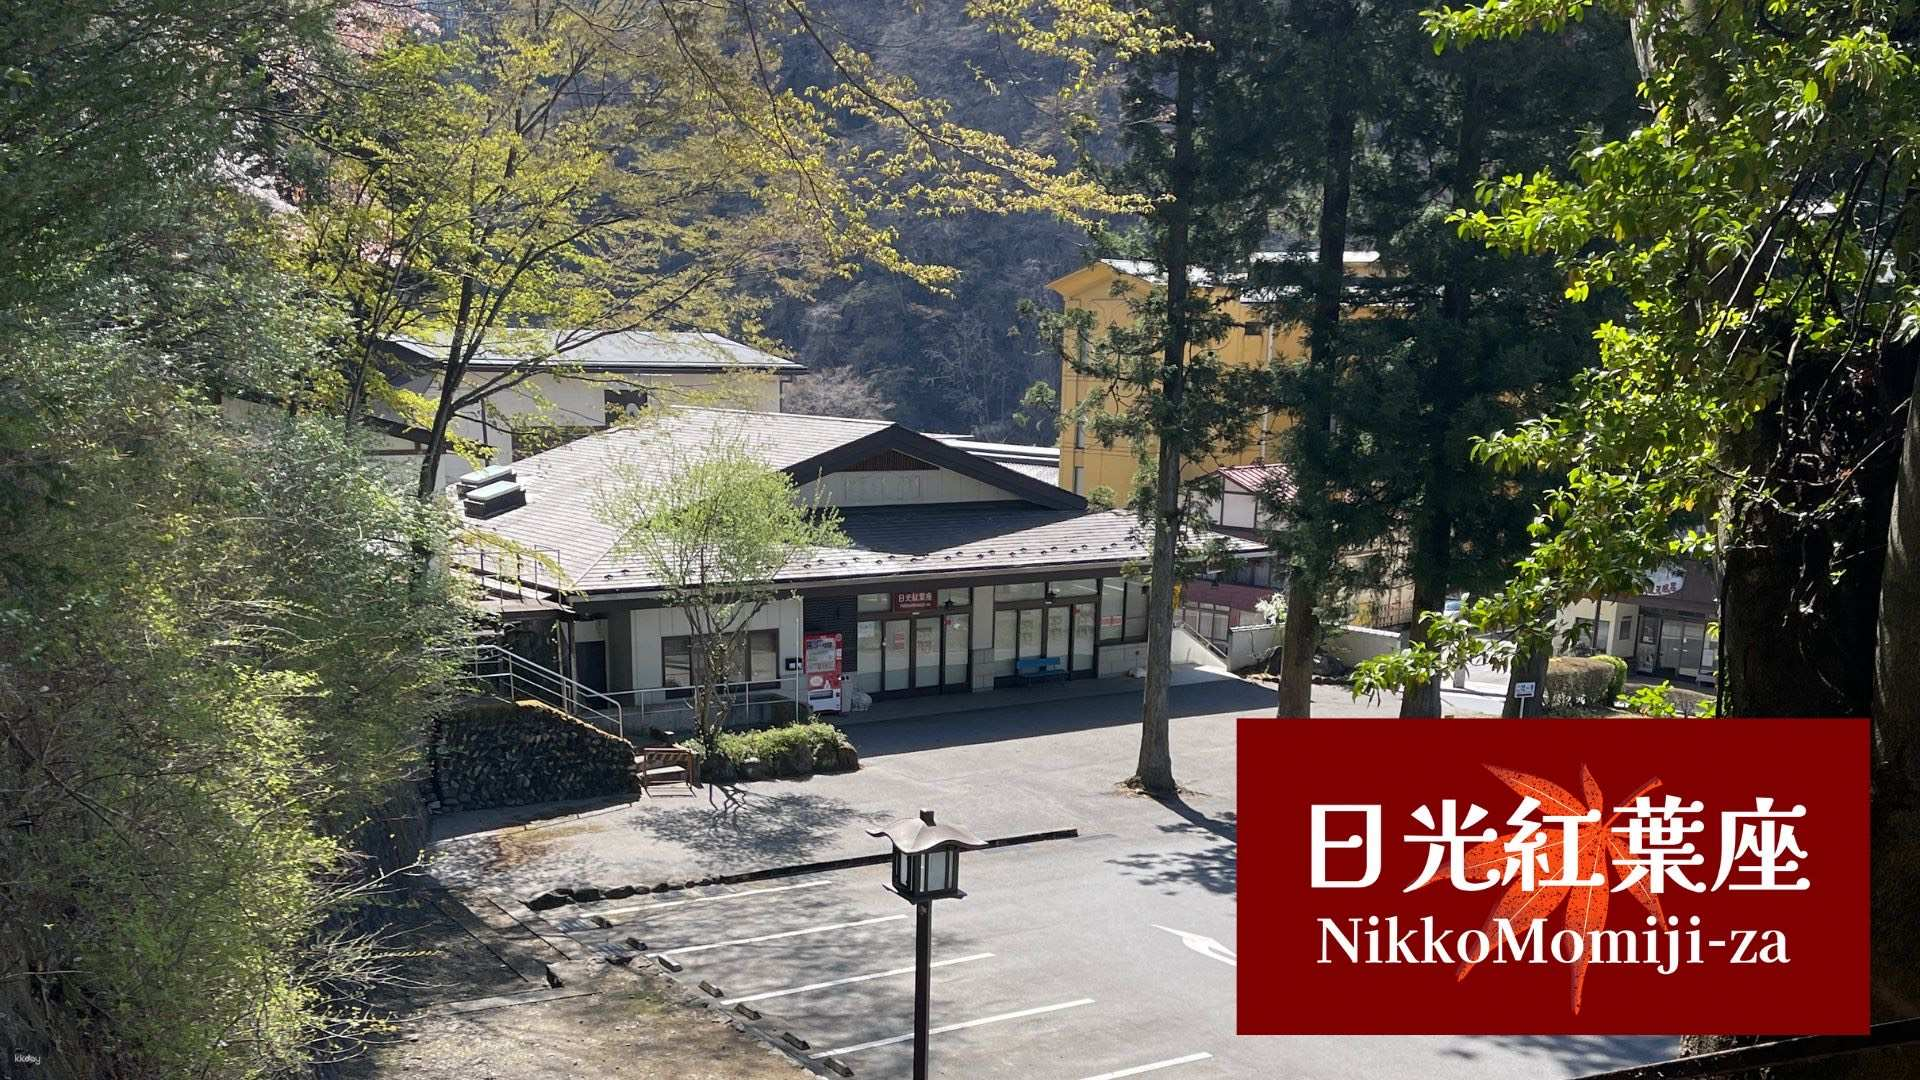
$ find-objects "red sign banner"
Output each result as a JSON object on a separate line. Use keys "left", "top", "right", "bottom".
{"left": 1238, "top": 717, "right": 1870, "bottom": 1035}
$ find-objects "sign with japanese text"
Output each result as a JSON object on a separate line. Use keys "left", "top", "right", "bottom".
{"left": 1238, "top": 717, "right": 1870, "bottom": 1035}
{"left": 893, "top": 590, "right": 936, "bottom": 611}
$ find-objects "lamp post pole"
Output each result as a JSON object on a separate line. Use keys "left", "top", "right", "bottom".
{"left": 867, "top": 808, "right": 985, "bottom": 1080}
{"left": 913, "top": 898, "right": 932, "bottom": 1080}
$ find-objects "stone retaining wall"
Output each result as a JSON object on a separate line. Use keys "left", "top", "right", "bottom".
{"left": 428, "top": 698, "right": 636, "bottom": 813}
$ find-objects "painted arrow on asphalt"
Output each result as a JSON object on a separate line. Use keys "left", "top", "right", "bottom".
{"left": 1152, "top": 924, "right": 1236, "bottom": 967}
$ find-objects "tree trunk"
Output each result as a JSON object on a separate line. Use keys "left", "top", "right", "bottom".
{"left": 1871, "top": 352, "right": 1920, "bottom": 1022}
{"left": 1502, "top": 639, "right": 1549, "bottom": 718}
{"left": 416, "top": 279, "right": 478, "bottom": 501}
{"left": 1132, "top": 27, "right": 1199, "bottom": 797}
{"left": 1275, "top": 571, "right": 1317, "bottom": 716}
{"left": 1401, "top": 66, "right": 1485, "bottom": 719}
{"left": 1275, "top": 0, "right": 1358, "bottom": 719}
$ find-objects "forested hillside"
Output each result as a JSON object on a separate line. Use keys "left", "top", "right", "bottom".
{"left": 762, "top": 0, "right": 1097, "bottom": 439}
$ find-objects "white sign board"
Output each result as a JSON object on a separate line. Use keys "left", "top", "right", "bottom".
{"left": 1513, "top": 681, "right": 1537, "bottom": 699}
{"left": 1645, "top": 564, "right": 1687, "bottom": 597}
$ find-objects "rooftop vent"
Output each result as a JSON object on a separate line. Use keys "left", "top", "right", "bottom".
{"left": 455, "top": 464, "right": 516, "bottom": 494}
{"left": 463, "top": 479, "right": 526, "bottom": 519}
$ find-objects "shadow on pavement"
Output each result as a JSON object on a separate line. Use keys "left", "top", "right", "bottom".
{"left": 854, "top": 676, "right": 1276, "bottom": 759}
{"left": 1107, "top": 798, "right": 1238, "bottom": 896}
{"left": 630, "top": 785, "right": 893, "bottom": 870}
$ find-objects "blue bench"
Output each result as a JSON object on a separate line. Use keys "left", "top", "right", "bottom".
{"left": 1013, "top": 656, "right": 1068, "bottom": 685}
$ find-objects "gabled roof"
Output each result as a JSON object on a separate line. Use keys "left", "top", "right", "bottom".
{"left": 384, "top": 330, "right": 804, "bottom": 374}
{"left": 462, "top": 408, "right": 1090, "bottom": 595}
{"left": 1217, "top": 462, "right": 1295, "bottom": 500}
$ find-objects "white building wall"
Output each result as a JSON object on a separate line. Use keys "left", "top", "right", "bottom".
{"left": 625, "top": 596, "right": 803, "bottom": 690}
{"left": 797, "top": 467, "right": 1014, "bottom": 507}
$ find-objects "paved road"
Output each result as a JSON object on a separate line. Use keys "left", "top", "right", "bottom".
{"left": 541, "top": 841, "right": 1670, "bottom": 1080}
{"left": 437, "top": 671, "right": 1673, "bottom": 1079}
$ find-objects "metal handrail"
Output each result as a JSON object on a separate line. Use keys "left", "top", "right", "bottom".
{"left": 450, "top": 644, "right": 625, "bottom": 740}
{"left": 1568, "top": 1017, "right": 1920, "bottom": 1079}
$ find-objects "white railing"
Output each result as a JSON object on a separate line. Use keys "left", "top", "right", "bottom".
{"left": 452, "top": 644, "right": 625, "bottom": 740}
{"left": 610, "top": 672, "right": 812, "bottom": 738}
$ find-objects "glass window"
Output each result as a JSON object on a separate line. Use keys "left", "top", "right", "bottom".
{"left": 1618, "top": 617, "right": 1633, "bottom": 641}
{"left": 1123, "top": 579, "right": 1148, "bottom": 640}
{"left": 1099, "top": 578, "right": 1125, "bottom": 641}
{"left": 1018, "top": 609, "right": 1043, "bottom": 658}
{"left": 937, "top": 588, "right": 970, "bottom": 609}
{"left": 994, "top": 581, "right": 1045, "bottom": 603}
{"left": 1052, "top": 578, "right": 1098, "bottom": 598}
{"left": 943, "top": 614, "right": 969, "bottom": 685}
{"left": 1072, "top": 465, "right": 1084, "bottom": 494}
{"left": 884, "top": 619, "right": 910, "bottom": 691}
{"left": 992, "top": 610, "right": 1016, "bottom": 676}
{"left": 855, "top": 620, "right": 883, "bottom": 692}
{"left": 662, "top": 636, "right": 693, "bottom": 688}
{"left": 857, "top": 592, "right": 891, "bottom": 613}
{"left": 1073, "top": 422, "right": 1085, "bottom": 450}
{"left": 747, "top": 628, "right": 778, "bottom": 683}
{"left": 1071, "top": 602, "right": 1095, "bottom": 672}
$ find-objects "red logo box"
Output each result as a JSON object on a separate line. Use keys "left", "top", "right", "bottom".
{"left": 1238, "top": 717, "right": 1870, "bottom": 1035}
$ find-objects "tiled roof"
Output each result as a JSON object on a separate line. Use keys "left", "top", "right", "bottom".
{"left": 462, "top": 408, "right": 1140, "bottom": 596}
{"left": 387, "top": 330, "right": 804, "bottom": 373}
{"left": 1217, "top": 462, "right": 1295, "bottom": 499}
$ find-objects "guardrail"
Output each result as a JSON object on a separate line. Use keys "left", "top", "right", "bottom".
{"left": 449, "top": 644, "right": 625, "bottom": 740}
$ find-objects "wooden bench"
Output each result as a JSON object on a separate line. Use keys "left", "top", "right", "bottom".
{"left": 1013, "top": 656, "right": 1068, "bottom": 686}
{"left": 635, "top": 747, "right": 696, "bottom": 796}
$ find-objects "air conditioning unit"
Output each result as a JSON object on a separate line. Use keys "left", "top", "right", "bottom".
{"left": 463, "top": 479, "right": 526, "bottom": 518}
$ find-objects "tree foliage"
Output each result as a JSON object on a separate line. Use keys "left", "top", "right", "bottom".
{"left": 596, "top": 436, "right": 846, "bottom": 750}
{"left": 2, "top": 2, "right": 470, "bottom": 1074}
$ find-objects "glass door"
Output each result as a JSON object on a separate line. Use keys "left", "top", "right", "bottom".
{"left": 1045, "top": 606, "right": 1070, "bottom": 662}
{"left": 942, "top": 614, "right": 970, "bottom": 687}
{"left": 912, "top": 617, "right": 940, "bottom": 690}
{"left": 884, "top": 619, "right": 910, "bottom": 691}
{"left": 1017, "top": 609, "right": 1043, "bottom": 659}
{"left": 1070, "top": 602, "right": 1095, "bottom": 673}
{"left": 1634, "top": 615, "right": 1661, "bottom": 674}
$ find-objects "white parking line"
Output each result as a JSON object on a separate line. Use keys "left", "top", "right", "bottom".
{"left": 596, "top": 879, "right": 830, "bottom": 919}
{"left": 656, "top": 914, "right": 907, "bottom": 957}
{"left": 724, "top": 953, "right": 994, "bottom": 1005}
{"left": 809, "top": 998, "right": 1096, "bottom": 1058}
{"left": 1077, "top": 1051, "right": 1214, "bottom": 1079}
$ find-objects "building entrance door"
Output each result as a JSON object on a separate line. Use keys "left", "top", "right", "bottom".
{"left": 1070, "top": 602, "right": 1095, "bottom": 674}
{"left": 912, "top": 617, "right": 941, "bottom": 691}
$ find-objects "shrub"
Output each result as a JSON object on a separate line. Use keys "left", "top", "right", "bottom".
{"left": 684, "top": 721, "right": 859, "bottom": 782}
{"left": 1595, "top": 654, "right": 1628, "bottom": 704}
{"left": 1544, "top": 656, "right": 1617, "bottom": 709}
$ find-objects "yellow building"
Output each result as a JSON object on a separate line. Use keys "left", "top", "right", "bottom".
{"left": 1047, "top": 255, "right": 1378, "bottom": 500}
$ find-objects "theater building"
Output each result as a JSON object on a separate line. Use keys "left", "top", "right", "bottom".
{"left": 460, "top": 407, "right": 1259, "bottom": 720}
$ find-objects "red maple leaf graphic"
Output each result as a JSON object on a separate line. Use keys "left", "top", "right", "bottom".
{"left": 1419, "top": 765, "right": 1663, "bottom": 1013}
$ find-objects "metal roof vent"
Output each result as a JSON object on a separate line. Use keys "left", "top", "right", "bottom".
{"left": 463, "top": 479, "right": 526, "bottom": 518}
{"left": 455, "top": 464, "right": 516, "bottom": 494}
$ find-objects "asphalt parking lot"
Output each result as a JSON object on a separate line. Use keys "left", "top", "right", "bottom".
{"left": 438, "top": 672, "right": 1673, "bottom": 1079}
{"left": 535, "top": 836, "right": 1672, "bottom": 1080}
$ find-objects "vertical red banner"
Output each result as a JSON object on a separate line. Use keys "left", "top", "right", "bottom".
{"left": 1237, "top": 717, "right": 1871, "bottom": 1035}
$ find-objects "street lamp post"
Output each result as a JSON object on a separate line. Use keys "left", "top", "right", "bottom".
{"left": 868, "top": 809, "right": 986, "bottom": 1080}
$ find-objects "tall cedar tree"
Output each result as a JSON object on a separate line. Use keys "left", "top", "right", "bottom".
{"left": 1357, "top": 17, "right": 1641, "bottom": 715}
{"left": 1063, "top": 0, "right": 1293, "bottom": 793}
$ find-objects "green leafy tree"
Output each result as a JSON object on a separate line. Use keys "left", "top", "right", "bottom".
{"left": 596, "top": 437, "right": 847, "bottom": 751}
{"left": 301, "top": 0, "right": 1173, "bottom": 500}
{"left": 1352, "top": 0, "right": 1920, "bottom": 1028}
